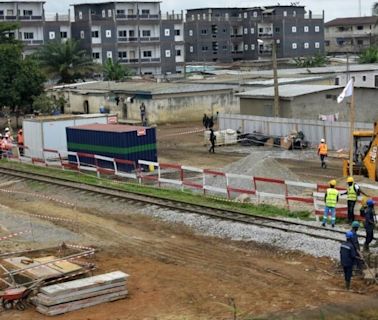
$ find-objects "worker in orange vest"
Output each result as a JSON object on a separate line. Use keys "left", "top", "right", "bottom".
{"left": 17, "top": 129, "right": 24, "bottom": 156}
{"left": 318, "top": 138, "right": 328, "bottom": 169}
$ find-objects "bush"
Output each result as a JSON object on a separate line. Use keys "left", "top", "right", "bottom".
{"left": 359, "top": 47, "right": 378, "bottom": 64}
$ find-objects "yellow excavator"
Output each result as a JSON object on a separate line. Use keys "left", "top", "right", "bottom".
{"left": 343, "top": 122, "right": 378, "bottom": 181}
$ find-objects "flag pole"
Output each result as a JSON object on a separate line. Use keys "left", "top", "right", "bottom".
{"left": 348, "top": 82, "right": 355, "bottom": 177}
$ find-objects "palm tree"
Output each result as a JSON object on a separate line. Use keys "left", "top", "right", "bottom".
{"left": 103, "top": 58, "right": 133, "bottom": 81}
{"left": 35, "top": 39, "right": 97, "bottom": 83}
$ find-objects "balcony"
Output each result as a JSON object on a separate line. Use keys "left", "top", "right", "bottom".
{"left": 116, "top": 14, "right": 137, "bottom": 19}
{"left": 117, "top": 37, "right": 159, "bottom": 43}
{"left": 140, "top": 36, "right": 160, "bottom": 42}
{"left": 116, "top": 14, "right": 160, "bottom": 20}
{"left": 118, "top": 58, "right": 161, "bottom": 64}
{"left": 19, "top": 15, "right": 43, "bottom": 20}
{"left": 230, "top": 34, "right": 243, "bottom": 38}
{"left": 118, "top": 37, "right": 138, "bottom": 42}
{"left": 258, "top": 32, "right": 273, "bottom": 38}
{"left": 22, "top": 39, "right": 44, "bottom": 45}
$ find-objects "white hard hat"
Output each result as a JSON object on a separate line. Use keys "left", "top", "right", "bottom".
{"left": 320, "top": 138, "right": 325, "bottom": 143}
{"left": 5, "top": 127, "right": 9, "bottom": 132}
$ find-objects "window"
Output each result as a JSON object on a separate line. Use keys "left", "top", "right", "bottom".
{"left": 91, "top": 30, "right": 99, "bottom": 38}
{"left": 90, "top": 10, "right": 95, "bottom": 15}
{"left": 315, "top": 42, "right": 320, "bottom": 48}
{"left": 357, "top": 39, "right": 363, "bottom": 45}
{"left": 0, "top": 10, "right": 3, "bottom": 15}
{"left": 292, "top": 26, "right": 297, "bottom": 33}
{"left": 49, "top": 32, "right": 55, "bottom": 40}
{"left": 176, "top": 49, "right": 181, "bottom": 56}
{"left": 222, "top": 45, "right": 228, "bottom": 50}
{"left": 275, "top": 27, "right": 280, "bottom": 33}
{"left": 191, "top": 14, "right": 194, "bottom": 20}
{"left": 251, "top": 28, "right": 255, "bottom": 34}
{"left": 142, "top": 30, "right": 151, "bottom": 37}
{"left": 105, "top": 30, "right": 111, "bottom": 38}
{"left": 283, "top": 11, "right": 287, "bottom": 17}
{"left": 189, "top": 46, "right": 193, "bottom": 53}
{"left": 106, "top": 51, "right": 112, "bottom": 59}
{"left": 304, "top": 42, "right": 309, "bottom": 49}
{"left": 60, "top": 31, "right": 68, "bottom": 38}
{"left": 335, "top": 78, "right": 339, "bottom": 85}
{"left": 225, "top": 13, "right": 229, "bottom": 19}
{"left": 164, "top": 28, "right": 170, "bottom": 36}
{"left": 102, "top": 10, "right": 106, "bottom": 18}
{"left": 143, "top": 51, "right": 152, "bottom": 57}
{"left": 165, "top": 50, "right": 171, "bottom": 57}
{"left": 325, "top": 40, "right": 330, "bottom": 46}
{"left": 189, "top": 30, "right": 193, "bottom": 36}
{"left": 118, "top": 51, "right": 127, "bottom": 59}
{"left": 244, "top": 12, "right": 248, "bottom": 18}
{"left": 357, "top": 25, "right": 364, "bottom": 30}
{"left": 175, "top": 29, "right": 181, "bottom": 36}
{"left": 253, "top": 11, "right": 258, "bottom": 17}
{"left": 108, "top": 9, "right": 112, "bottom": 17}
{"left": 116, "top": 9, "right": 125, "bottom": 15}
{"left": 80, "top": 31, "right": 85, "bottom": 39}
{"left": 315, "top": 26, "right": 320, "bottom": 32}
{"left": 142, "top": 9, "right": 150, "bottom": 15}
{"left": 92, "top": 52, "right": 100, "bottom": 59}
{"left": 6, "top": 9, "right": 13, "bottom": 16}
{"left": 24, "top": 32, "right": 34, "bottom": 39}
{"left": 23, "top": 10, "right": 32, "bottom": 16}
{"left": 201, "top": 29, "right": 207, "bottom": 35}
{"left": 118, "top": 30, "right": 127, "bottom": 37}
{"left": 251, "top": 44, "right": 255, "bottom": 50}
{"left": 127, "top": 9, "right": 134, "bottom": 15}
{"left": 244, "top": 28, "right": 248, "bottom": 34}
{"left": 304, "top": 26, "right": 309, "bottom": 32}
{"left": 79, "top": 11, "right": 83, "bottom": 19}
{"left": 363, "top": 76, "right": 366, "bottom": 82}
{"left": 244, "top": 44, "right": 248, "bottom": 51}
{"left": 202, "top": 13, "right": 206, "bottom": 20}
{"left": 292, "top": 43, "right": 297, "bottom": 49}
{"left": 202, "top": 45, "right": 208, "bottom": 51}
{"left": 129, "top": 30, "right": 135, "bottom": 37}
{"left": 293, "top": 10, "right": 296, "bottom": 17}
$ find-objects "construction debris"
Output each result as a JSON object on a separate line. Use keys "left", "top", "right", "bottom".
{"left": 34, "top": 271, "right": 129, "bottom": 316}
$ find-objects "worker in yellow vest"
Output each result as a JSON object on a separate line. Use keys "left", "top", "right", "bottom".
{"left": 317, "top": 138, "right": 328, "bottom": 169}
{"left": 341, "top": 177, "right": 361, "bottom": 224}
{"left": 322, "top": 180, "right": 339, "bottom": 228}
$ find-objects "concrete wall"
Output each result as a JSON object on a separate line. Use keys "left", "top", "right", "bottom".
{"left": 240, "top": 87, "right": 378, "bottom": 122}
{"left": 62, "top": 90, "right": 239, "bottom": 124}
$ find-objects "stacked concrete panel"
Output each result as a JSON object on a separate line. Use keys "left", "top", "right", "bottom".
{"left": 34, "top": 271, "right": 129, "bottom": 316}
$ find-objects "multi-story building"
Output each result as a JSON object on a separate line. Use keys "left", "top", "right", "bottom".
{"left": 325, "top": 16, "right": 378, "bottom": 54}
{"left": 0, "top": 0, "right": 45, "bottom": 54}
{"left": 71, "top": 1, "right": 184, "bottom": 75}
{"left": 185, "top": 5, "right": 325, "bottom": 63}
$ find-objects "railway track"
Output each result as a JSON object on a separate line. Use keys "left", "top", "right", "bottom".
{"left": 0, "top": 165, "right": 368, "bottom": 244}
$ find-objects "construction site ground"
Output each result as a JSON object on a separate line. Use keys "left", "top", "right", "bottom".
{"left": 1, "top": 122, "right": 378, "bottom": 319}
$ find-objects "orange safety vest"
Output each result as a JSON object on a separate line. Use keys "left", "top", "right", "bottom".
{"left": 318, "top": 143, "right": 328, "bottom": 155}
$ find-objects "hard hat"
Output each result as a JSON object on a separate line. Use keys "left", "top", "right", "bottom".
{"left": 5, "top": 127, "right": 9, "bottom": 132}
{"left": 367, "top": 199, "right": 375, "bottom": 207}
{"left": 329, "top": 180, "right": 337, "bottom": 187}
{"left": 346, "top": 231, "right": 354, "bottom": 239}
{"left": 347, "top": 177, "right": 354, "bottom": 183}
{"left": 0, "top": 134, "right": 3, "bottom": 138}
{"left": 351, "top": 221, "right": 360, "bottom": 228}
{"left": 18, "top": 129, "right": 22, "bottom": 133}
{"left": 320, "top": 138, "right": 325, "bottom": 143}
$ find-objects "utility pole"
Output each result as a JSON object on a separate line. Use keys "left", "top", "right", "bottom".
{"left": 272, "top": 40, "right": 279, "bottom": 117}
{"left": 348, "top": 83, "right": 355, "bottom": 177}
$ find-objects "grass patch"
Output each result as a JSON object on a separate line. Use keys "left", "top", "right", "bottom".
{"left": 0, "top": 160, "right": 312, "bottom": 220}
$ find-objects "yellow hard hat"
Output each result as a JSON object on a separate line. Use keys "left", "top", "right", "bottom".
{"left": 329, "top": 180, "right": 337, "bottom": 187}
{"left": 347, "top": 177, "right": 354, "bottom": 183}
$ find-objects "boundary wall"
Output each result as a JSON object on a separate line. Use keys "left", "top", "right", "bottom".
{"left": 5, "top": 145, "right": 378, "bottom": 220}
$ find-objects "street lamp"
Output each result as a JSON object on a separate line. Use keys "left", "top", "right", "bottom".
{"left": 258, "top": 38, "right": 279, "bottom": 117}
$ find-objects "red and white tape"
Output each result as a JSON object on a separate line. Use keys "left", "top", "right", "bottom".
{"left": 0, "top": 230, "right": 31, "bottom": 241}
{"left": 160, "top": 128, "right": 205, "bottom": 138}
{"left": 29, "top": 214, "right": 74, "bottom": 224}
{"left": 66, "top": 244, "right": 94, "bottom": 251}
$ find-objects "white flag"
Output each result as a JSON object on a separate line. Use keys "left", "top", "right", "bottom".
{"left": 337, "top": 79, "right": 354, "bottom": 104}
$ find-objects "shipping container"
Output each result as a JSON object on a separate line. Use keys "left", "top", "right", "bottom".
{"left": 66, "top": 124, "right": 157, "bottom": 172}
{"left": 23, "top": 114, "right": 118, "bottom": 160}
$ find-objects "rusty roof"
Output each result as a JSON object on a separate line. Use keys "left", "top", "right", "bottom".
{"left": 325, "top": 16, "right": 378, "bottom": 27}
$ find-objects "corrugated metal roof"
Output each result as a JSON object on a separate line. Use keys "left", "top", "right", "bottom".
{"left": 237, "top": 84, "right": 341, "bottom": 99}
{"left": 63, "top": 81, "right": 234, "bottom": 95}
{"left": 325, "top": 16, "right": 378, "bottom": 27}
{"left": 69, "top": 124, "right": 147, "bottom": 133}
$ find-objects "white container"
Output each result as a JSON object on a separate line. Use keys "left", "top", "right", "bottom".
{"left": 224, "top": 129, "right": 237, "bottom": 145}
{"left": 23, "top": 114, "right": 117, "bottom": 159}
{"left": 204, "top": 130, "right": 224, "bottom": 145}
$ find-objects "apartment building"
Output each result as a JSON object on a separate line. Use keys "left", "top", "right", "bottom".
{"left": 0, "top": 0, "right": 45, "bottom": 54}
{"left": 185, "top": 5, "right": 325, "bottom": 63}
{"left": 71, "top": 1, "right": 184, "bottom": 75}
{"left": 325, "top": 16, "right": 378, "bottom": 54}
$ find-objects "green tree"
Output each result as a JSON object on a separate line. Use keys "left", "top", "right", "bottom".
{"left": 32, "top": 94, "right": 56, "bottom": 115}
{"left": 359, "top": 46, "right": 378, "bottom": 63}
{"left": 294, "top": 53, "right": 328, "bottom": 68}
{"left": 35, "top": 39, "right": 97, "bottom": 83}
{"left": 103, "top": 58, "right": 134, "bottom": 81}
{"left": 0, "top": 22, "right": 45, "bottom": 114}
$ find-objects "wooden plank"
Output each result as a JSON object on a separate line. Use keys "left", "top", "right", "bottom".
{"left": 36, "top": 290, "right": 128, "bottom": 316}
{"left": 40, "top": 271, "right": 129, "bottom": 296}
{"left": 34, "top": 257, "right": 82, "bottom": 274}
{"left": 36, "top": 282, "right": 127, "bottom": 306}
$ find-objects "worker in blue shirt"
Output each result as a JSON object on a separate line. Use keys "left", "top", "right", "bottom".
{"left": 340, "top": 231, "right": 357, "bottom": 290}
{"left": 364, "top": 199, "right": 376, "bottom": 251}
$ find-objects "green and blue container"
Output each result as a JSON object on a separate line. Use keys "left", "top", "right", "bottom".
{"left": 66, "top": 124, "right": 157, "bottom": 172}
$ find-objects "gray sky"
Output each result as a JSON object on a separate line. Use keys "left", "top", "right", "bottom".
{"left": 45, "top": 0, "right": 377, "bottom": 22}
